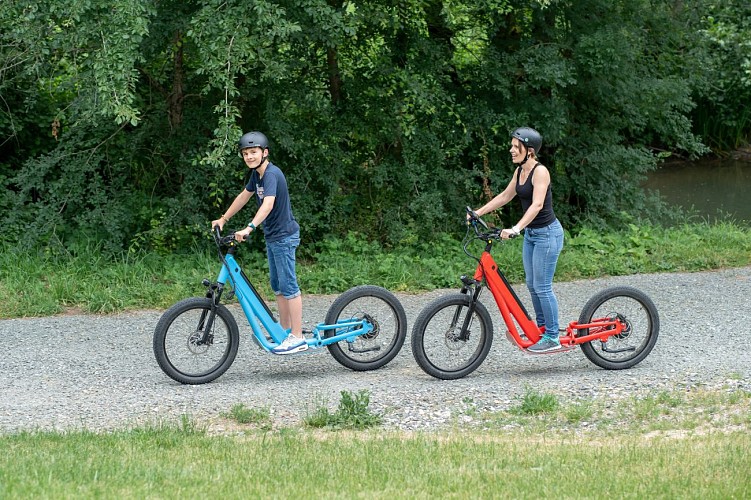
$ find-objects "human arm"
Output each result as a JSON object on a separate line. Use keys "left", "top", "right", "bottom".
{"left": 212, "top": 189, "right": 254, "bottom": 230}
{"left": 235, "top": 195, "right": 275, "bottom": 242}
{"left": 473, "top": 169, "right": 519, "bottom": 218}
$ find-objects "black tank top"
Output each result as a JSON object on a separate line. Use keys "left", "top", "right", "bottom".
{"left": 515, "top": 163, "right": 556, "bottom": 228}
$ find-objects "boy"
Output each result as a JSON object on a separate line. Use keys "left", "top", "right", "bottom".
{"left": 211, "top": 131, "right": 306, "bottom": 354}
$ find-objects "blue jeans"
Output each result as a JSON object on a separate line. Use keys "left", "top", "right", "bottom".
{"left": 266, "top": 232, "right": 301, "bottom": 300}
{"left": 522, "top": 219, "right": 564, "bottom": 337}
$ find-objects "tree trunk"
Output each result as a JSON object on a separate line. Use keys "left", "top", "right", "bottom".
{"left": 168, "top": 32, "right": 185, "bottom": 131}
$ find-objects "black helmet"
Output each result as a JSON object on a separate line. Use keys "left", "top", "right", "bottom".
{"left": 511, "top": 127, "right": 542, "bottom": 154}
{"left": 238, "top": 131, "right": 269, "bottom": 151}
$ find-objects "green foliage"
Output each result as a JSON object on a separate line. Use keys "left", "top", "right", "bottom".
{"left": 1, "top": 0, "right": 748, "bottom": 252}
{"left": 1, "top": 222, "right": 750, "bottom": 318}
{"left": 691, "top": 0, "right": 751, "bottom": 150}
{"left": 559, "top": 220, "right": 751, "bottom": 278}
{"left": 300, "top": 231, "right": 473, "bottom": 291}
{"left": 0, "top": 241, "right": 217, "bottom": 317}
{"left": 304, "top": 390, "right": 382, "bottom": 430}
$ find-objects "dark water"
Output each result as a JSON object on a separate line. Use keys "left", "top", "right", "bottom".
{"left": 644, "top": 158, "right": 751, "bottom": 224}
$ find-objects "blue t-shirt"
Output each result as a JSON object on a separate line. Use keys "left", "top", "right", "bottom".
{"left": 245, "top": 163, "right": 300, "bottom": 242}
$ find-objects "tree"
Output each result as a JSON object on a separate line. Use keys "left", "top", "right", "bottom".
{"left": 0, "top": 0, "right": 739, "bottom": 253}
{"left": 690, "top": 0, "right": 751, "bottom": 150}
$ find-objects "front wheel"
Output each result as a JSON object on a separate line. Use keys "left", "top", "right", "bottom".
{"left": 153, "top": 297, "right": 240, "bottom": 384}
{"left": 577, "top": 286, "right": 659, "bottom": 370}
{"left": 324, "top": 285, "right": 407, "bottom": 371}
{"left": 411, "top": 294, "right": 493, "bottom": 380}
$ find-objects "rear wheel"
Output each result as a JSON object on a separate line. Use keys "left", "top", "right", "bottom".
{"left": 324, "top": 285, "right": 407, "bottom": 371}
{"left": 153, "top": 297, "right": 240, "bottom": 384}
{"left": 577, "top": 286, "right": 659, "bottom": 370}
{"left": 411, "top": 294, "right": 493, "bottom": 380}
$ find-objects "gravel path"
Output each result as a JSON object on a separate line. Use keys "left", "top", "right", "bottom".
{"left": 2, "top": 266, "right": 749, "bottom": 434}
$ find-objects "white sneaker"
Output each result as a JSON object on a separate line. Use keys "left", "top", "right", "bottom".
{"left": 271, "top": 334, "right": 308, "bottom": 355}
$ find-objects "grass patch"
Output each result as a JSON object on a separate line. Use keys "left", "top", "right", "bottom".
{"left": 564, "top": 400, "right": 595, "bottom": 424}
{"left": 1, "top": 424, "right": 749, "bottom": 498}
{"left": 223, "top": 404, "right": 271, "bottom": 427}
{"left": 0, "top": 248, "right": 221, "bottom": 317}
{"left": 481, "top": 383, "right": 751, "bottom": 437}
{"left": 1, "top": 386, "right": 750, "bottom": 497}
{"left": 513, "top": 386, "right": 560, "bottom": 416}
{"left": 303, "top": 390, "right": 382, "bottom": 430}
{"left": 558, "top": 221, "right": 751, "bottom": 278}
{"left": 1, "top": 221, "right": 750, "bottom": 318}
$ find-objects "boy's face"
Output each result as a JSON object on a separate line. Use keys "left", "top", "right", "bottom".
{"left": 240, "top": 146, "right": 266, "bottom": 169}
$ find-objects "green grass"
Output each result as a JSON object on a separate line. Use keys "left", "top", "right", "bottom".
{"left": 0, "top": 249, "right": 221, "bottom": 317}
{"left": 1, "top": 386, "right": 750, "bottom": 497}
{"left": 1, "top": 425, "right": 748, "bottom": 498}
{"left": 481, "top": 384, "right": 751, "bottom": 436}
{"left": 303, "top": 390, "right": 383, "bottom": 430}
{"left": 223, "top": 404, "right": 271, "bottom": 427}
{"left": 1, "top": 221, "right": 750, "bottom": 318}
{"left": 509, "top": 386, "right": 560, "bottom": 416}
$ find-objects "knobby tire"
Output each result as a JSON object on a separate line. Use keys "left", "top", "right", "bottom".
{"left": 153, "top": 297, "right": 240, "bottom": 385}
{"left": 411, "top": 294, "right": 493, "bottom": 380}
{"left": 577, "top": 286, "right": 659, "bottom": 370}
{"left": 324, "top": 285, "right": 407, "bottom": 371}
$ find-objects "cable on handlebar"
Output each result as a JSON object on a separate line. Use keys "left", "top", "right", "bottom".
{"left": 462, "top": 218, "right": 503, "bottom": 261}
{"left": 465, "top": 206, "right": 488, "bottom": 230}
{"left": 213, "top": 227, "right": 238, "bottom": 248}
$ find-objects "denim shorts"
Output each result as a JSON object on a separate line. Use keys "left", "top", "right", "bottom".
{"left": 266, "top": 232, "right": 301, "bottom": 300}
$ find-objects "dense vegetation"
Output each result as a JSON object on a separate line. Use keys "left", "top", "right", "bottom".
{"left": 2, "top": 221, "right": 749, "bottom": 318}
{"left": 2, "top": 0, "right": 750, "bottom": 256}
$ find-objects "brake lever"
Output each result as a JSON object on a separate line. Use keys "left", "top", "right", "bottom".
{"left": 221, "top": 233, "right": 238, "bottom": 246}
{"left": 213, "top": 226, "right": 238, "bottom": 246}
{"left": 465, "top": 206, "right": 489, "bottom": 230}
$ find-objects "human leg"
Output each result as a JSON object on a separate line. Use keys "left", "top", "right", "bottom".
{"left": 275, "top": 294, "right": 291, "bottom": 330}
{"left": 525, "top": 221, "right": 564, "bottom": 352}
{"left": 274, "top": 294, "right": 302, "bottom": 335}
{"left": 267, "top": 233, "right": 305, "bottom": 354}
{"left": 522, "top": 235, "right": 545, "bottom": 328}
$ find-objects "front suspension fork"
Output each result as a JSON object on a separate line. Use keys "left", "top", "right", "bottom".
{"left": 196, "top": 279, "right": 226, "bottom": 345}
{"left": 455, "top": 276, "right": 484, "bottom": 341}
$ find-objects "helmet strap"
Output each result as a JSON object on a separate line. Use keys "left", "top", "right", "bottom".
{"left": 248, "top": 154, "right": 269, "bottom": 170}
{"left": 520, "top": 144, "right": 532, "bottom": 161}
{"left": 525, "top": 146, "right": 536, "bottom": 162}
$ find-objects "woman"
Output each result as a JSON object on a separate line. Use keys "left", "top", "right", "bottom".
{"left": 473, "top": 127, "right": 565, "bottom": 353}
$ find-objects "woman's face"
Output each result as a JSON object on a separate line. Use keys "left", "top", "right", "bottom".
{"left": 509, "top": 138, "right": 526, "bottom": 164}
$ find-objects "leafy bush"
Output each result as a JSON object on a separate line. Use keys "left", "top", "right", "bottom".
{"left": 3, "top": 1, "right": 746, "bottom": 253}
